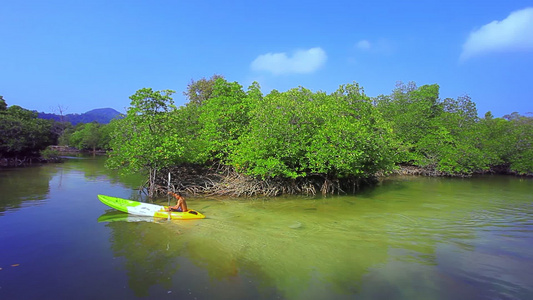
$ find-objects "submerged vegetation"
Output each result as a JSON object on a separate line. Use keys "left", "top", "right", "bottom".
{"left": 1, "top": 77, "right": 532, "bottom": 194}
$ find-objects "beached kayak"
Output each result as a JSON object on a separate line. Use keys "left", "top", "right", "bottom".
{"left": 97, "top": 194, "right": 205, "bottom": 220}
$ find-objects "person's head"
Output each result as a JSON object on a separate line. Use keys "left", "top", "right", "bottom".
{"left": 169, "top": 191, "right": 184, "bottom": 201}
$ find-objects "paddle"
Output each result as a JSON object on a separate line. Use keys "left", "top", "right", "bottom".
{"left": 167, "top": 172, "right": 171, "bottom": 220}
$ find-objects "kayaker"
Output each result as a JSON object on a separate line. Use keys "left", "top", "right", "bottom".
{"left": 166, "top": 192, "right": 188, "bottom": 212}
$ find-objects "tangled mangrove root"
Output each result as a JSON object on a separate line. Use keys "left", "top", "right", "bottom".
{"left": 143, "top": 163, "right": 375, "bottom": 198}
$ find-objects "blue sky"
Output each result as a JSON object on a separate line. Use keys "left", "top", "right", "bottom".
{"left": 1, "top": 0, "right": 532, "bottom": 117}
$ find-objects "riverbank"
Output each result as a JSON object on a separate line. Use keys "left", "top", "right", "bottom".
{"left": 0, "top": 146, "right": 109, "bottom": 168}
{"left": 0, "top": 154, "right": 65, "bottom": 167}
{"left": 392, "top": 164, "right": 533, "bottom": 177}
{"left": 0, "top": 156, "right": 46, "bottom": 167}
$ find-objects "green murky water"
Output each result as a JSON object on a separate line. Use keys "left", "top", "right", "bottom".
{"left": 1, "top": 156, "right": 532, "bottom": 299}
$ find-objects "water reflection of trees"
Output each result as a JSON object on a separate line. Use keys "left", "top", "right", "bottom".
{"left": 0, "top": 166, "right": 54, "bottom": 213}
{"left": 0, "top": 156, "right": 144, "bottom": 214}
{"left": 62, "top": 155, "right": 144, "bottom": 189}
{"left": 106, "top": 221, "right": 182, "bottom": 297}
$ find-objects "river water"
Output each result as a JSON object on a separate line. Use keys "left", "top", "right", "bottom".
{"left": 0, "top": 156, "right": 532, "bottom": 299}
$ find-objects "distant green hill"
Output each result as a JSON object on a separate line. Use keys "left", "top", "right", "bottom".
{"left": 37, "top": 108, "right": 123, "bottom": 125}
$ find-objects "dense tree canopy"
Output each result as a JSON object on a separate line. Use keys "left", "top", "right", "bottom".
{"left": 374, "top": 82, "right": 532, "bottom": 175}
{"left": 0, "top": 96, "right": 7, "bottom": 111}
{"left": 2, "top": 78, "right": 531, "bottom": 194}
{"left": 0, "top": 99, "right": 55, "bottom": 158}
{"left": 197, "top": 79, "right": 252, "bottom": 161}
{"left": 105, "top": 88, "right": 185, "bottom": 196}
{"left": 231, "top": 83, "right": 396, "bottom": 179}
{"left": 68, "top": 122, "right": 111, "bottom": 152}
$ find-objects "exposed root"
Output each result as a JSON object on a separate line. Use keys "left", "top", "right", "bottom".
{"left": 391, "top": 165, "right": 469, "bottom": 177}
{"left": 145, "top": 163, "right": 375, "bottom": 198}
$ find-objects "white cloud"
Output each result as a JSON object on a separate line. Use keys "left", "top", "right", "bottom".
{"left": 354, "top": 38, "right": 394, "bottom": 55}
{"left": 251, "top": 47, "right": 327, "bottom": 75}
{"left": 460, "top": 7, "right": 533, "bottom": 61}
{"left": 356, "top": 40, "right": 371, "bottom": 50}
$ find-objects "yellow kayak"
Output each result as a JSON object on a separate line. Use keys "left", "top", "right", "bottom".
{"left": 98, "top": 194, "right": 205, "bottom": 220}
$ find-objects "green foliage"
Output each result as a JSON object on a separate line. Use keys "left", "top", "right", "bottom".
{"left": 0, "top": 96, "right": 7, "bottom": 111}
{"left": 168, "top": 104, "right": 208, "bottom": 164}
{"left": 230, "top": 83, "right": 396, "bottom": 179}
{"left": 478, "top": 113, "right": 533, "bottom": 175}
{"left": 431, "top": 95, "right": 492, "bottom": 173}
{"left": 230, "top": 87, "right": 317, "bottom": 178}
{"left": 375, "top": 82, "right": 532, "bottom": 175}
{"left": 375, "top": 82, "right": 495, "bottom": 175}
{"left": 376, "top": 82, "right": 443, "bottom": 163}
{"left": 0, "top": 101, "right": 54, "bottom": 158}
{"left": 40, "top": 148, "right": 61, "bottom": 160}
{"left": 197, "top": 78, "right": 254, "bottom": 162}
{"left": 68, "top": 122, "right": 110, "bottom": 151}
{"left": 508, "top": 115, "right": 533, "bottom": 174}
{"left": 5, "top": 77, "right": 530, "bottom": 183}
{"left": 106, "top": 88, "right": 185, "bottom": 175}
{"left": 58, "top": 124, "right": 75, "bottom": 146}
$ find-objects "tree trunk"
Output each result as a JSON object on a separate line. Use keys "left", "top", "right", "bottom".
{"left": 148, "top": 167, "right": 157, "bottom": 198}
